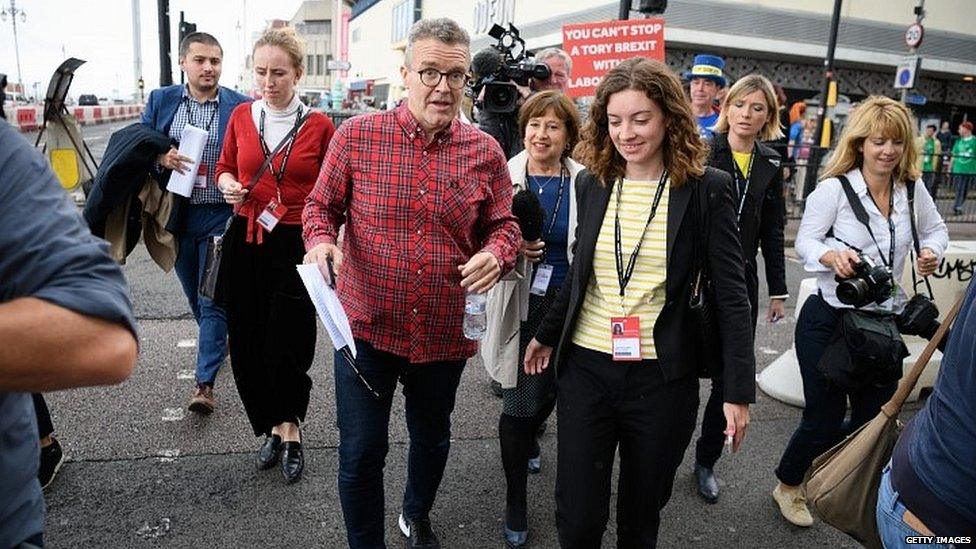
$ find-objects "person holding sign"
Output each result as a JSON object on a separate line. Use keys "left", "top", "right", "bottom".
{"left": 691, "top": 74, "right": 788, "bottom": 504}
{"left": 481, "top": 90, "right": 585, "bottom": 548}
{"left": 523, "top": 57, "right": 755, "bottom": 548}
{"left": 141, "top": 32, "right": 250, "bottom": 415}
{"left": 214, "top": 28, "right": 335, "bottom": 484}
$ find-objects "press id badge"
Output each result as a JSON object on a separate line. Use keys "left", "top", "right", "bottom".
{"left": 194, "top": 163, "right": 208, "bottom": 189}
{"left": 611, "top": 316, "right": 642, "bottom": 361}
{"left": 530, "top": 264, "right": 554, "bottom": 296}
{"left": 256, "top": 200, "right": 288, "bottom": 232}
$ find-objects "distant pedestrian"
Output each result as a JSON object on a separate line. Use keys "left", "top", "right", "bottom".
{"left": 936, "top": 120, "right": 954, "bottom": 153}
{"left": 919, "top": 124, "right": 941, "bottom": 194}
{"left": 950, "top": 121, "right": 975, "bottom": 215}
{"left": 141, "top": 32, "right": 251, "bottom": 415}
{"left": 215, "top": 27, "right": 335, "bottom": 484}
{"left": 302, "top": 17, "right": 520, "bottom": 548}
{"left": 0, "top": 118, "right": 138, "bottom": 549}
{"left": 683, "top": 54, "right": 727, "bottom": 140}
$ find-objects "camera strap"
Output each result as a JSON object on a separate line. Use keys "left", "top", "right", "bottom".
{"left": 835, "top": 175, "right": 894, "bottom": 270}
{"left": 906, "top": 180, "right": 936, "bottom": 299}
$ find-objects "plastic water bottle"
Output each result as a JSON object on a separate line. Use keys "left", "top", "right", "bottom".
{"left": 463, "top": 291, "right": 487, "bottom": 340}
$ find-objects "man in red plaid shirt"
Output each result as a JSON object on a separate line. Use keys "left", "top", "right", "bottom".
{"left": 302, "top": 17, "right": 520, "bottom": 549}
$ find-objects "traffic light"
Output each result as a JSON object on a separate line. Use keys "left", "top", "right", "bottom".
{"left": 636, "top": 0, "right": 667, "bottom": 14}
{"left": 179, "top": 20, "right": 197, "bottom": 46}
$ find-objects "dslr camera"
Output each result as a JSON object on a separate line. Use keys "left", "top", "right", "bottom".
{"left": 470, "top": 23, "right": 551, "bottom": 114}
{"left": 835, "top": 253, "right": 894, "bottom": 308}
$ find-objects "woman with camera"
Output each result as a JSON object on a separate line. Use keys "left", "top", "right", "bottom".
{"left": 772, "top": 96, "right": 947, "bottom": 527}
{"left": 215, "top": 28, "right": 335, "bottom": 483}
{"left": 481, "top": 89, "right": 584, "bottom": 548}
{"left": 522, "top": 58, "right": 755, "bottom": 547}
{"left": 691, "top": 74, "right": 789, "bottom": 504}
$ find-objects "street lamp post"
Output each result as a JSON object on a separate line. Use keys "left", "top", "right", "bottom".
{"left": 1, "top": 0, "right": 27, "bottom": 105}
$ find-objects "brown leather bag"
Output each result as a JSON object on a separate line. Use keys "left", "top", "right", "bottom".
{"left": 803, "top": 293, "right": 963, "bottom": 549}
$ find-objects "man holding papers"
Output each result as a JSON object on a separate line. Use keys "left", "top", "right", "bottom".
{"left": 142, "top": 32, "right": 250, "bottom": 415}
{"left": 302, "top": 18, "right": 520, "bottom": 549}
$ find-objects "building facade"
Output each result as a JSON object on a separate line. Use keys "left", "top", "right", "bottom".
{"left": 345, "top": 0, "right": 976, "bottom": 122}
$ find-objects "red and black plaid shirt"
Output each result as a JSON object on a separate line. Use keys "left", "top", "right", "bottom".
{"left": 303, "top": 104, "right": 520, "bottom": 363}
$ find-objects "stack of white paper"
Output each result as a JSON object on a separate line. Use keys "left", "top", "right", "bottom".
{"left": 296, "top": 263, "right": 357, "bottom": 358}
{"left": 167, "top": 124, "right": 209, "bottom": 198}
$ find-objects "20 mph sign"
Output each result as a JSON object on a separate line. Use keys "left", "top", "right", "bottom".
{"left": 905, "top": 23, "right": 924, "bottom": 48}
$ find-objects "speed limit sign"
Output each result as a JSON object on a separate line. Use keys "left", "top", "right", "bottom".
{"left": 905, "top": 23, "right": 924, "bottom": 48}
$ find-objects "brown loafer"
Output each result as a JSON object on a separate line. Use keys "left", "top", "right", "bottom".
{"left": 188, "top": 384, "right": 215, "bottom": 414}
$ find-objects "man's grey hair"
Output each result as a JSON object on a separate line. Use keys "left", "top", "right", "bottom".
{"left": 535, "top": 48, "right": 572, "bottom": 74}
{"left": 179, "top": 32, "right": 223, "bottom": 59}
{"left": 404, "top": 18, "right": 470, "bottom": 68}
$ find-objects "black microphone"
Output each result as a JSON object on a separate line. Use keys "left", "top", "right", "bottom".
{"left": 512, "top": 189, "right": 545, "bottom": 242}
{"left": 471, "top": 47, "right": 504, "bottom": 80}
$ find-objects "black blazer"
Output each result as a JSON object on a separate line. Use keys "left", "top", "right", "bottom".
{"left": 708, "top": 133, "right": 788, "bottom": 314}
{"left": 534, "top": 168, "right": 756, "bottom": 404}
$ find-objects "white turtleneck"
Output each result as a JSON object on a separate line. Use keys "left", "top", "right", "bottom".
{"left": 250, "top": 93, "right": 304, "bottom": 151}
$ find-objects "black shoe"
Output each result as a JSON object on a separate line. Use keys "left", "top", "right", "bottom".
{"left": 256, "top": 435, "right": 282, "bottom": 470}
{"left": 38, "top": 438, "right": 64, "bottom": 490}
{"left": 399, "top": 513, "right": 440, "bottom": 548}
{"left": 490, "top": 379, "right": 504, "bottom": 399}
{"left": 280, "top": 441, "right": 304, "bottom": 483}
{"left": 694, "top": 462, "right": 720, "bottom": 504}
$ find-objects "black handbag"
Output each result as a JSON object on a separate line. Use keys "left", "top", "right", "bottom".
{"left": 197, "top": 110, "right": 311, "bottom": 302}
{"left": 690, "top": 178, "right": 722, "bottom": 377}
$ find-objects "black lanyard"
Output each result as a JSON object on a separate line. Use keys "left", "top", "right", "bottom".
{"left": 181, "top": 95, "right": 218, "bottom": 132}
{"left": 525, "top": 164, "right": 568, "bottom": 259}
{"left": 731, "top": 146, "right": 755, "bottom": 226}
{"left": 259, "top": 106, "right": 304, "bottom": 186}
{"left": 863, "top": 180, "right": 896, "bottom": 269}
{"left": 614, "top": 171, "right": 668, "bottom": 298}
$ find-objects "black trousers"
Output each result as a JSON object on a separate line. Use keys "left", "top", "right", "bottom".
{"left": 556, "top": 344, "right": 699, "bottom": 549}
{"left": 32, "top": 394, "right": 53, "bottom": 439}
{"left": 225, "top": 218, "right": 316, "bottom": 437}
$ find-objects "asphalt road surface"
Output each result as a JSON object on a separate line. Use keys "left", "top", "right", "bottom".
{"left": 28, "top": 119, "right": 883, "bottom": 548}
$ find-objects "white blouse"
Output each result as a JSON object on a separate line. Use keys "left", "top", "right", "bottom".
{"left": 796, "top": 168, "right": 948, "bottom": 313}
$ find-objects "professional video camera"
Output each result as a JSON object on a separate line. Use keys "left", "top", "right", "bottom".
{"left": 469, "top": 23, "right": 551, "bottom": 114}
{"left": 835, "top": 253, "right": 894, "bottom": 308}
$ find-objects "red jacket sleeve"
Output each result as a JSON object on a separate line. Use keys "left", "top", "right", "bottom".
{"left": 215, "top": 105, "right": 245, "bottom": 183}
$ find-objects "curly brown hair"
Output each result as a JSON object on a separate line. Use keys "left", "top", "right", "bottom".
{"left": 518, "top": 90, "right": 581, "bottom": 159}
{"left": 574, "top": 57, "right": 707, "bottom": 188}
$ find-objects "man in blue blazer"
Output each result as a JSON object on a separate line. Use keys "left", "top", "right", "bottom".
{"left": 142, "top": 32, "right": 250, "bottom": 415}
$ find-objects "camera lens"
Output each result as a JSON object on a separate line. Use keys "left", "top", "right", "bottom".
{"left": 836, "top": 278, "right": 869, "bottom": 306}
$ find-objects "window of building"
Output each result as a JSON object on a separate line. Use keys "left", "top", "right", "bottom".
{"left": 316, "top": 54, "right": 324, "bottom": 76}
{"left": 352, "top": 28, "right": 361, "bottom": 43}
{"left": 391, "top": 0, "right": 419, "bottom": 43}
{"left": 307, "top": 54, "right": 316, "bottom": 75}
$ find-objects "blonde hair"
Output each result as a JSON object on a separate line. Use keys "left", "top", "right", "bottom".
{"left": 575, "top": 57, "right": 706, "bottom": 188}
{"left": 254, "top": 27, "right": 304, "bottom": 74}
{"left": 821, "top": 95, "right": 920, "bottom": 185}
{"left": 714, "top": 74, "right": 784, "bottom": 141}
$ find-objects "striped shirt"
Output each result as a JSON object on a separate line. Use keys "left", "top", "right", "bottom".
{"left": 168, "top": 87, "right": 222, "bottom": 204}
{"left": 572, "top": 178, "right": 669, "bottom": 359}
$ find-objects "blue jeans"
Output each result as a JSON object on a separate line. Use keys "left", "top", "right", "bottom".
{"left": 876, "top": 463, "right": 952, "bottom": 548}
{"left": 952, "top": 174, "right": 975, "bottom": 213}
{"left": 174, "top": 202, "right": 232, "bottom": 385}
{"left": 334, "top": 339, "right": 465, "bottom": 549}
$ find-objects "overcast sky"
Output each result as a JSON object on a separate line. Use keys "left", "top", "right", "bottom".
{"left": 0, "top": 0, "right": 304, "bottom": 100}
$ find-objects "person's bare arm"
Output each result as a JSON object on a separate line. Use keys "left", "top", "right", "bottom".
{"left": 0, "top": 298, "right": 137, "bottom": 392}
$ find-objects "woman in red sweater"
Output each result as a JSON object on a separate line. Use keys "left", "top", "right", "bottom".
{"left": 215, "top": 27, "right": 335, "bottom": 484}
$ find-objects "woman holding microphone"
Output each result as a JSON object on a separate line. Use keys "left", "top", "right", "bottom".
{"left": 771, "top": 96, "right": 947, "bottom": 526}
{"left": 523, "top": 57, "right": 755, "bottom": 548}
{"left": 215, "top": 28, "right": 335, "bottom": 483}
{"left": 481, "top": 90, "right": 585, "bottom": 548}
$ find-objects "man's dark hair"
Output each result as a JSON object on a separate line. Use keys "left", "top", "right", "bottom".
{"left": 927, "top": 124, "right": 937, "bottom": 131}
{"left": 179, "top": 32, "right": 223, "bottom": 59}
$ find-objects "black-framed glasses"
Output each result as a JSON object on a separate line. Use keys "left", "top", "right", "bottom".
{"left": 416, "top": 68, "right": 469, "bottom": 90}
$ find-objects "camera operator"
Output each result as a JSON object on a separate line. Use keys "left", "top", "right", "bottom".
{"left": 473, "top": 26, "right": 570, "bottom": 159}
{"left": 771, "top": 96, "right": 948, "bottom": 528}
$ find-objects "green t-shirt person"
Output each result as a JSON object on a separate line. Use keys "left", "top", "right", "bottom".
{"left": 951, "top": 134, "right": 976, "bottom": 175}
{"left": 921, "top": 135, "right": 941, "bottom": 173}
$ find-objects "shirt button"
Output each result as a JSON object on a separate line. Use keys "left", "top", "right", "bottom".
{"left": 416, "top": 229, "right": 422, "bottom": 235}
{"left": 417, "top": 268, "right": 423, "bottom": 275}
{"left": 422, "top": 151, "right": 428, "bottom": 156}
{"left": 412, "top": 308, "right": 418, "bottom": 314}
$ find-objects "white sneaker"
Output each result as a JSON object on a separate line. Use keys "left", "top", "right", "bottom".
{"left": 399, "top": 512, "right": 410, "bottom": 537}
{"left": 772, "top": 483, "right": 814, "bottom": 527}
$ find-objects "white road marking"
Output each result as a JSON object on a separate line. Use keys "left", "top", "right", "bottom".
{"left": 177, "top": 339, "right": 196, "bottom": 348}
{"left": 161, "top": 408, "right": 184, "bottom": 421}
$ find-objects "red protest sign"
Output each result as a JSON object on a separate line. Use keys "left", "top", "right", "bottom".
{"left": 563, "top": 19, "right": 665, "bottom": 98}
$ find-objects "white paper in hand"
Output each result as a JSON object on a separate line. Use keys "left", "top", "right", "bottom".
{"left": 167, "top": 124, "right": 209, "bottom": 198}
{"left": 296, "top": 263, "right": 357, "bottom": 358}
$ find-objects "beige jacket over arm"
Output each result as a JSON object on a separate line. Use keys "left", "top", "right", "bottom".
{"left": 481, "top": 151, "right": 584, "bottom": 388}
